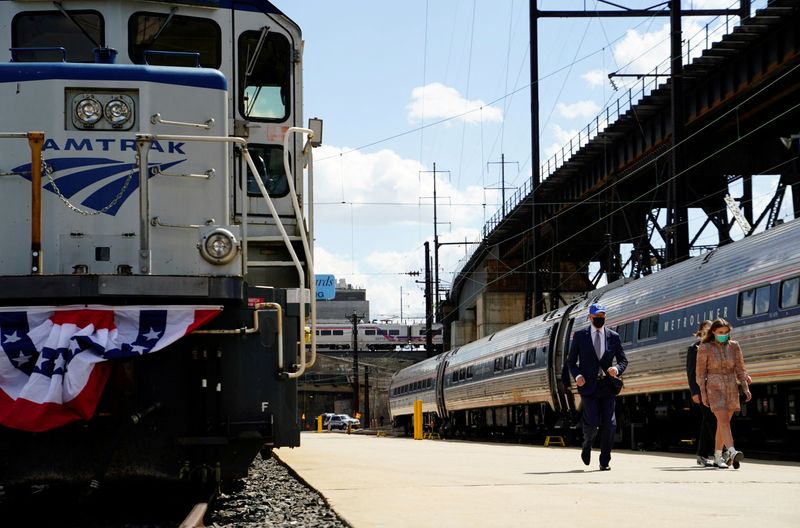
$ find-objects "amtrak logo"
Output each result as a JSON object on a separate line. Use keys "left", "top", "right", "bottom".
{"left": 13, "top": 157, "right": 184, "bottom": 216}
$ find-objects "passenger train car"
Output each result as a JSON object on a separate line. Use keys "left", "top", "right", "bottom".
{"left": 390, "top": 219, "right": 800, "bottom": 450}
{"left": 313, "top": 322, "right": 444, "bottom": 352}
{"left": 0, "top": 0, "right": 319, "bottom": 489}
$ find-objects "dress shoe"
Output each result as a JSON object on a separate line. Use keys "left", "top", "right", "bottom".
{"left": 581, "top": 445, "right": 591, "bottom": 466}
{"left": 599, "top": 465, "right": 611, "bottom": 471}
{"left": 696, "top": 455, "right": 714, "bottom": 467}
{"left": 727, "top": 449, "right": 743, "bottom": 469}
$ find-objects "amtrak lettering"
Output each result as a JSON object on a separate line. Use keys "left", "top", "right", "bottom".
{"left": 43, "top": 138, "right": 186, "bottom": 154}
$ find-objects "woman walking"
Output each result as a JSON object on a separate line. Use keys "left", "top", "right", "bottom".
{"left": 686, "top": 320, "right": 715, "bottom": 467}
{"left": 696, "top": 318, "right": 752, "bottom": 469}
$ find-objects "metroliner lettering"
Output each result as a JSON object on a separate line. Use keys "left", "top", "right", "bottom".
{"left": 43, "top": 138, "right": 186, "bottom": 154}
{"left": 662, "top": 305, "right": 729, "bottom": 334}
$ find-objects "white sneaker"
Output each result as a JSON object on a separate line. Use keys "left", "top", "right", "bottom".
{"left": 715, "top": 455, "right": 728, "bottom": 469}
{"left": 727, "top": 449, "right": 743, "bottom": 469}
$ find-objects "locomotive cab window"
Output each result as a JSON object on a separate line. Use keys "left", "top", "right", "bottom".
{"left": 364, "top": 329, "right": 376, "bottom": 336}
{"left": 245, "top": 144, "right": 289, "bottom": 198}
{"left": 780, "top": 277, "right": 799, "bottom": 309}
{"left": 738, "top": 285, "right": 771, "bottom": 317}
{"left": 238, "top": 30, "right": 291, "bottom": 121}
{"left": 128, "top": 13, "right": 221, "bottom": 68}
{"left": 13, "top": 11, "right": 104, "bottom": 63}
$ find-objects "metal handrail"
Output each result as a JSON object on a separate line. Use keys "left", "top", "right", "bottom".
{"left": 136, "top": 133, "right": 315, "bottom": 379}
{"left": 2, "top": 132, "right": 46, "bottom": 274}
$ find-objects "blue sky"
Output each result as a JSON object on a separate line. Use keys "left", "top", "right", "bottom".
{"left": 271, "top": 0, "right": 791, "bottom": 321}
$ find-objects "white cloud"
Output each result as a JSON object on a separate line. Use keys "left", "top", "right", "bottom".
{"left": 582, "top": 69, "right": 608, "bottom": 88}
{"left": 313, "top": 145, "right": 490, "bottom": 319}
{"left": 407, "top": 82, "right": 503, "bottom": 124}
{"left": 557, "top": 100, "right": 600, "bottom": 119}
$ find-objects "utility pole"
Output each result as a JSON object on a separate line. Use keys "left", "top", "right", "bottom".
{"left": 347, "top": 310, "right": 364, "bottom": 417}
{"left": 424, "top": 242, "right": 433, "bottom": 356}
{"left": 420, "top": 163, "right": 450, "bottom": 321}
{"left": 487, "top": 153, "right": 519, "bottom": 217}
{"left": 363, "top": 366, "right": 370, "bottom": 428}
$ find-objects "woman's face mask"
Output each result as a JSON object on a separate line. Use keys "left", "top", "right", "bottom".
{"left": 715, "top": 333, "right": 730, "bottom": 343}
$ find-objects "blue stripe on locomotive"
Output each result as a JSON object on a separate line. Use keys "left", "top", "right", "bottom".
{"left": 0, "top": 63, "right": 227, "bottom": 91}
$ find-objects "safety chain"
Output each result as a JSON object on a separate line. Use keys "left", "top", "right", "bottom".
{"left": 41, "top": 153, "right": 137, "bottom": 216}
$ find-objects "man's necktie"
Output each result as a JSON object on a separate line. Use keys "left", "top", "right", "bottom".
{"left": 594, "top": 330, "right": 602, "bottom": 359}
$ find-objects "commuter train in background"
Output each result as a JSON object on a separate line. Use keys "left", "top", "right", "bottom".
{"left": 390, "top": 218, "right": 800, "bottom": 452}
{"left": 0, "top": 0, "right": 319, "bottom": 490}
{"left": 313, "top": 322, "right": 444, "bottom": 352}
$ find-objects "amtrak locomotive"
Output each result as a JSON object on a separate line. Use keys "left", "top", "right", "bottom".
{"left": 390, "top": 219, "right": 800, "bottom": 451}
{"left": 0, "top": 1, "right": 318, "bottom": 489}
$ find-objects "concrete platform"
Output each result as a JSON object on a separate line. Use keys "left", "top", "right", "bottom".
{"left": 276, "top": 432, "right": 800, "bottom": 528}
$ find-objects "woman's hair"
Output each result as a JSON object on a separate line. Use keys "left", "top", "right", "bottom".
{"left": 701, "top": 318, "right": 733, "bottom": 343}
{"left": 694, "top": 319, "right": 713, "bottom": 338}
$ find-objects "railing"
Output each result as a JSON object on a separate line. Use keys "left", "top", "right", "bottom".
{"left": 136, "top": 131, "right": 318, "bottom": 379}
{"left": 451, "top": 0, "right": 767, "bottom": 283}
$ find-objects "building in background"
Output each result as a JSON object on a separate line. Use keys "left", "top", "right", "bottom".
{"left": 316, "top": 278, "right": 369, "bottom": 323}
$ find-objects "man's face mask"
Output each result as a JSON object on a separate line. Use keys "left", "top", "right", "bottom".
{"left": 591, "top": 316, "right": 605, "bottom": 328}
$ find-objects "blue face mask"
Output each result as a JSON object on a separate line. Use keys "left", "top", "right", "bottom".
{"left": 715, "top": 334, "right": 729, "bottom": 343}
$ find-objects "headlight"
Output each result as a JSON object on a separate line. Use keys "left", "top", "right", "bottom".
{"left": 104, "top": 98, "right": 132, "bottom": 126}
{"left": 75, "top": 97, "right": 103, "bottom": 125}
{"left": 199, "top": 228, "right": 238, "bottom": 265}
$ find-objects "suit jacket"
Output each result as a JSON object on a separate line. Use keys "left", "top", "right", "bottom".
{"left": 686, "top": 341, "right": 701, "bottom": 396}
{"left": 568, "top": 326, "right": 628, "bottom": 396}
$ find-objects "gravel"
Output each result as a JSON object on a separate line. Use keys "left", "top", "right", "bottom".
{"left": 209, "top": 454, "right": 349, "bottom": 528}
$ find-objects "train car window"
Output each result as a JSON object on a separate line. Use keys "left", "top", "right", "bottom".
{"left": 452, "top": 371, "right": 458, "bottom": 383}
{"left": 365, "top": 329, "right": 376, "bottom": 336}
{"left": 321, "top": 330, "right": 331, "bottom": 336}
{"left": 432, "top": 328, "right": 442, "bottom": 336}
{"left": 332, "top": 330, "right": 343, "bottom": 336}
{"left": 781, "top": 277, "right": 799, "bottom": 308}
{"left": 525, "top": 348, "right": 536, "bottom": 365}
{"left": 428, "top": 378, "right": 433, "bottom": 388}
{"left": 129, "top": 12, "right": 221, "bottom": 68}
{"left": 389, "top": 330, "right": 400, "bottom": 336}
{"left": 238, "top": 30, "right": 291, "bottom": 121}
{"left": 459, "top": 368, "right": 466, "bottom": 381}
{"left": 504, "top": 355, "right": 514, "bottom": 370}
{"left": 493, "top": 358, "right": 503, "bottom": 373}
{"left": 637, "top": 315, "right": 659, "bottom": 340}
{"left": 514, "top": 352, "right": 523, "bottom": 368}
{"left": 245, "top": 144, "right": 290, "bottom": 197}
{"left": 617, "top": 322, "right": 633, "bottom": 343}
{"left": 466, "top": 366, "right": 473, "bottom": 379}
{"left": 739, "top": 285, "right": 770, "bottom": 317}
{"left": 377, "top": 329, "right": 388, "bottom": 336}
{"left": 13, "top": 11, "right": 104, "bottom": 63}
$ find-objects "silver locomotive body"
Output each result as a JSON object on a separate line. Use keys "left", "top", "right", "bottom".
{"left": 0, "top": 1, "right": 318, "bottom": 487}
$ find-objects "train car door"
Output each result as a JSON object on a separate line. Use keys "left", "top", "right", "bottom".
{"left": 231, "top": 5, "right": 303, "bottom": 241}
{"left": 435, "top": 349, "right": 457, "bottom": 418}
{"left": 550, "top": 304, "right": 578, "bottom": 416}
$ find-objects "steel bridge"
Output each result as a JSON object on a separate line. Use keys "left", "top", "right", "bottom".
{"left": 441, "top": 1, "right": 800, "bottom": 346}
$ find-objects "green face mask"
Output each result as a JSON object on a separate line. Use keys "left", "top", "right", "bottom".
{"left": 715, "top": 334, "right": 729, "bottom": 343}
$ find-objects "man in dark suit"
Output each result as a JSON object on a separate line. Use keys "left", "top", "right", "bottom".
{"left": 568, "top": 303, "right": 628, "bottom": 470}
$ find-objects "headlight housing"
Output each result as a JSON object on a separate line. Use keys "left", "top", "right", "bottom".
{"left": 199, "top": 228, "right": 239, "bottom": 265}
{"left": 104, "top": 98, "right": 132, "bottom": 126}
{"left": 67, "top": 90, "right": 137, "bottom": 131}
{"left": 75, "top": 97, "right": 103, "bottom": 126}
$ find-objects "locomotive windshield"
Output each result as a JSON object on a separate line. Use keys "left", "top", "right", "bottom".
{"left": 12, "top": 10, "right": 103, "bottom": 62}
{"left": 128, "top": 11, "right": 221, "bottom": 67}
{"left": 238, "top": 30, "right": 291, "bottom": 120}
